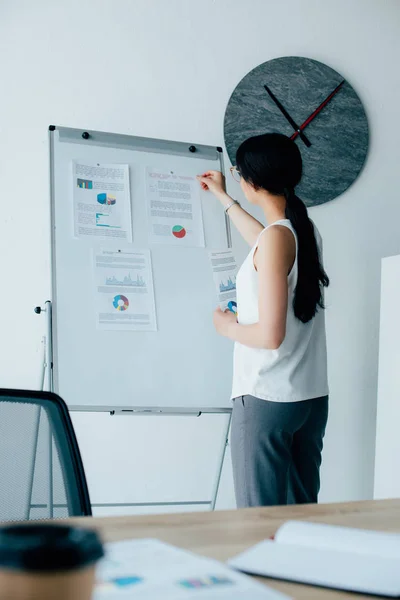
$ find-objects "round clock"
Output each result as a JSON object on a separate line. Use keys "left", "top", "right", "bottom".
{"left": 224, "top": 56, "right": 369, "bottom": 206}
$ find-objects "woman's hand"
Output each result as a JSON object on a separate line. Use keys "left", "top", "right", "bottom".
{"left": 197, "top": 171, "right": 226, "bottom": 197}
{"left": 213, "top": 307, "right": 237, "bottom": 337}
{"left": 198, "top": 169, "right": 265, "bottom": 247}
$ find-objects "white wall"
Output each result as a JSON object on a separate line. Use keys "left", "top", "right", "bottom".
{"left": 1, "top": 0, "right": 400, "bottom": 508}
{"left": 374, "top": 255, "right": 400, "bottom": 499}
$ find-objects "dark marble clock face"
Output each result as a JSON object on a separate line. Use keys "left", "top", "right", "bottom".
{"left": 224, "top": 57, "right": 369, "bottom": 206}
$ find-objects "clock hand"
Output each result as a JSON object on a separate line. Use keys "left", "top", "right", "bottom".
{"left": 291, "top": 80, "right": 345, "bottom": 142}
{"left": 264, "top": 84, "right": 312, "bottom": 148}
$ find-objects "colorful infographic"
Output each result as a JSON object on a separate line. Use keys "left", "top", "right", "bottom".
{"left": 77, "top": 178, "right": 93, "bottom": 189}
{"left": 94, "top": 249, "right": 157, "bottom": 331}
{"left": 112, "top": 294, "right": 129, "bottom": 311}
{"left": 172, "top": 225, "right": 186, "bottom": 239}
{"left": 73, "top": 161, "right": 132, "bottom": 241}
{"left": 228, "top": 300, "right": 238, "bottom": 315}
{"left": 94, "top": 539, "right": 272, "bottom": 600}
{"left": 209, "top": 250, "right": 238, "bottom": 313}
{"left": 97, "top": 193, "right": 117, "bottom": 206}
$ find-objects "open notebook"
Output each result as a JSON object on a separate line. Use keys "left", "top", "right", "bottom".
{"left": 229, "top": 521, "right": 400, "bottom": 597}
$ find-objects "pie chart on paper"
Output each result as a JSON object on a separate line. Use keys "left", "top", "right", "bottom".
{"left": 228, "top": 301, "right": 237, "bottom": 315}
{"left": 113, "top": 294, "right": 129, "bottom": 311}
{"left": 172, "top": 225, "right": 186, "bottom": 239}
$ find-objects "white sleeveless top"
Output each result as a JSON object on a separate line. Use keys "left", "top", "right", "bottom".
{"left": 231, "top": 219, "right": 328, "bottom": 402}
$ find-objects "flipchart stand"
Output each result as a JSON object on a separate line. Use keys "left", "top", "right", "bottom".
{"left": 34, "top": 301, "right": 232, "bottom": 512}
{"left": 42, "top": 126, "right": 235, "bottom": 513}
{"left": 30, "top": 301, "right": 54, "bottom": 518}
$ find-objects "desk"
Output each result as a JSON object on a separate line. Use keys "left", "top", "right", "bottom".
{"left": 73, "top": 499, "right": 400, "bottom": 599}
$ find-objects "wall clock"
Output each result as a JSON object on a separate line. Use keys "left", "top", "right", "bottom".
{"left": 224, "top": 56, "right": 369, "bottom": 206}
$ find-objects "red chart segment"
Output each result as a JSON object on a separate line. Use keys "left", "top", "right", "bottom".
{"left": 172, "top": 225, "right": 186, "bottom": 239}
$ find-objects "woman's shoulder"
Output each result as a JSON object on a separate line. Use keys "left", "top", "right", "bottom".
{"left": 255, "top": 221, "right": 296, "bottom": 269}
{"left": 257, "top": 220, "right": 296, "bottom": 249}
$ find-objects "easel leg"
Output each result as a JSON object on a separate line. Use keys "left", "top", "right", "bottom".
{"left": 210, "top": 412, "right": 232, "bottom": 511}
{"left": 29, "top": 329, "right": 54, "bottom": 520}
{"left": 27, "top": 337, "right": 47, "bottom": 520}
{"left": 44, "top": 303, "right": 54, "bottom": 518}
{"left": 27, "top": 407, "right": 42, "bottom": 520}
{"left": 48, "top": 424, "right": 54, "bottom": 518}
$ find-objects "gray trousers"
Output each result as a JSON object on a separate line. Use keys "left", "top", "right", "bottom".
{"left": 231, "top": 395, "right": 329, "bottom": 508}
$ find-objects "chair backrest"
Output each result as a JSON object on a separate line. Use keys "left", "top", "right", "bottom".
{"left": 0, "top": 389, "right": 91, "bottom": 522}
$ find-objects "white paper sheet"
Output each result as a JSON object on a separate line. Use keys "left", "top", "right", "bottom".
{"left": 229, "top": 539, "right": 400, "bottom": 598}
{"left": 93, "top": 248, "right": 157, "bottom": 331}
{"left": 94, "top": 538, "right": 290, "bottom": 599}
{"left": 146, "top": 168, "right": 205, "bottom": 247}
{"left": 275, "top": 520, "right": 400, "bottom": 559}
{"left": 209, "top": 250, "right": 238, "bottom": 313}
{"left": 73, "top": 162, "right": 132, "bottom": 241}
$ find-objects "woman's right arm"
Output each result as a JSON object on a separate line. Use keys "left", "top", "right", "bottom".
{"left": 197, "top": 171, "right": 264, "bottom": 247}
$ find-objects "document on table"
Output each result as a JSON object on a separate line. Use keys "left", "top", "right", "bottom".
{"left": 94, "top": 538, "right": 291, "bottom": 599}
{"left": 146, "top": 168, "right": 205, "bottom": 247}
{"left": 73, "top": 161, "right": 132, "bottom": 241}
{"left": 229, "top": 521, "right": 400, "bottom": 598}
{"left": 209, "top": 250, "right": 238, "bottom": 314}
{"left": 93, "top": 248, "right": 157, "bottom": 331}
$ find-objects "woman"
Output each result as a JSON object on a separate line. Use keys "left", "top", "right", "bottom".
{"left": 197, "top": 133, "right": 329, "bottom": 507}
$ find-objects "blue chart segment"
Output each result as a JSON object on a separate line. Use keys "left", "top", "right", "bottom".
{"left": 97, "top": 575, "right": 143, "bottom": 592}
{"left": 228, "top": 301, "right": 237, "bottom": 314}
{"left": 111, "top": 576, "right": 142, "bottom": 587}
{"left": 113, "top": 295, "right": 129, "bottom": 311}
{"left": 97, "top": 193, "right": 116, "bottom": 205}
{"left": 220, "top": 277, "right": 236, "bottom": 293}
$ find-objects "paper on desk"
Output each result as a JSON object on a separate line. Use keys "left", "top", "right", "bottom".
{"left": 229, "top": 539, "right": 400, "bottom": 597}
{"left": 274, "top": 520, "right": 400, "bottom": 559}
{"left": 94, "top": 539, "right": 291, "bottom": 599}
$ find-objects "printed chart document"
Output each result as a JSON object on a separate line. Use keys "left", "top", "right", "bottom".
{"left": 94, "top": 249, "right": 156, "bottom": 331}
{"left": 146, "top": 168, "right": 205, "bottom": 247}
{"left": 210, "top": 250, "right": 238, "bottom": 313}
{"left": 94, "top": 538, "right": 290, "bottom": 599}
{"left": 229, "top": 521, "right": 400, "bottom": 597}
{"left": 73, "top": 161, "right": 132, "bottom": 241}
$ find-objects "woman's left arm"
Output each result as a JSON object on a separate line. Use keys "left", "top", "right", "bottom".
{"left": 214, "top": 226, "right": 294, "bottom": 350}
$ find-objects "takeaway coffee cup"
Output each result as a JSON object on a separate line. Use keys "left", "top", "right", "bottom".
{"left": 0, "top": 524, "right": 104, "bottom": 600}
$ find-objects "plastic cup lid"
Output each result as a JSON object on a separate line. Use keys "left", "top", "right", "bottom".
{"left": 0, "top": 524, "right": 104, "bottom": 572}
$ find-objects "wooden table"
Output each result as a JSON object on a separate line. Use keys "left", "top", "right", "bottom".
{"left": 73, "top": 499, "right": 400, "bottom": 599}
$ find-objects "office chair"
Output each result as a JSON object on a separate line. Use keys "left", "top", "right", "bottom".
{"left": 0, "top": 389, "right": 92, "bottom": 521}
